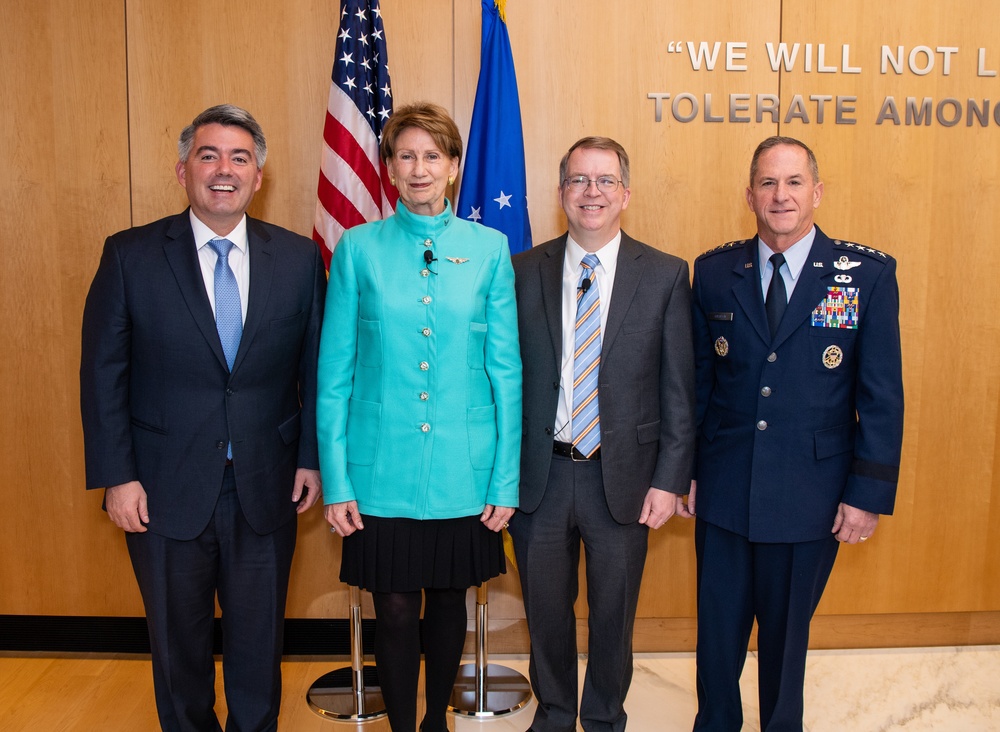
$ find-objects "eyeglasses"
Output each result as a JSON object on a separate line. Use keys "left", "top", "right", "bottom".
{"left": 563, "top": 175, "right": 623, "bottom": 193}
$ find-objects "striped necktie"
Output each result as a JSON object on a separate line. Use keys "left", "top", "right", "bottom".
{"left": 571, "top": 253, "right": 602, "bottom": 458}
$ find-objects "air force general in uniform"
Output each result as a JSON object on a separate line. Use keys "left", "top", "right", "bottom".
{"left": 687, "top": 136, "right": 904, "bottom": 731}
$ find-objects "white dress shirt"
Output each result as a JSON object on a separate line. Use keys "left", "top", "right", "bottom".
{"left": 554, "top": 232, "right": 621, "bottom": 442}
{"left": 191, "top": 211, "right": 250, "bottom": 324}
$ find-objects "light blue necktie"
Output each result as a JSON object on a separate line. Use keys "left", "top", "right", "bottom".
{"left": 571, "top": 253, "right": 602, "bottom": 458}
{"left": 209, "top": 238, "right": 242, "bottom": 460}
{"left": 209, "top": 238, "right": 243, "bottom": 370}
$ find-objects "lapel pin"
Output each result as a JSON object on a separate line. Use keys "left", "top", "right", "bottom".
{"left": 446, "top": 257, "right": 470, "bottom": 264}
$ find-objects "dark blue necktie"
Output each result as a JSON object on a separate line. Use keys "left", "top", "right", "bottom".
{"left": 765, "top": 252, "right": 787, "bottom": 339}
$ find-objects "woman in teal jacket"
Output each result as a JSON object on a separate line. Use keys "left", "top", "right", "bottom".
{"left": 317, "top": 102, "right": 521, "bottom": 732}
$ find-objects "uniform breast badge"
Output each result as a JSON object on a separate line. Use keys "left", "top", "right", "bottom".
{"left": 811, "top": 287, "right": 859, "bottom": 329}
{"left": 714, "top": 336, "right": 729, "bottom": 357}
{"left": 822, "top": 345, "right": 844, "bottom": 369}
{"left": 446, "top": 257, "right": 470, "bottom": 264}
{"left": 833, "top": 256, "right": 861, "bottom": 271}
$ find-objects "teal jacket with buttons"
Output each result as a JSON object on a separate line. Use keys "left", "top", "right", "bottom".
{"left": 317, "top": 200, "right": 522, "bottom": 519}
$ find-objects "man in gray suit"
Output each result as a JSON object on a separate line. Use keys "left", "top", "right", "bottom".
{"left": 510, "top": 137, "right": 696, "bottom": 732}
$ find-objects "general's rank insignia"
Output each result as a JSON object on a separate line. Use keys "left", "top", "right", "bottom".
{"left": 822, "top": 345, "right": 844, "bottom": 369}
{"left": 714, "top": 336, "right": 729, "bottom": 357}
{"left": 811, "top": 287, "right": 859, "bottom": 329}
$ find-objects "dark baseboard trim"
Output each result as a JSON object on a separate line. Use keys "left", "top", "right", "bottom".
{"left": 4, "top": 611, "right": 999, "bottom": 655}
{"left": 0, "top": 616, "right": 372, "bottom": 655}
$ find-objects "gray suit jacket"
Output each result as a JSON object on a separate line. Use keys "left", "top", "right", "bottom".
{"left": 513, "top": 232, "right": 696, "bottom": 523}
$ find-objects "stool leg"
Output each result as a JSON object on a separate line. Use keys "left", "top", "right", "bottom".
{"left": 306, "top": 585, "right": 387, "bottom": 721}
{"left": 447, "top": 580, "right": 532, "bottom": 717}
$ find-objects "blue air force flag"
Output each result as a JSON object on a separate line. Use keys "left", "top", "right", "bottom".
{"left": 457, "top": 0, "right": 532, "bottom": 254}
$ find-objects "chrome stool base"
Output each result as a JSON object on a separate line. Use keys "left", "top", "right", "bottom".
{"left": 306, "top": 586, "right": 387, "bottom": 722}
{"left": 447, "top": 582, "right": 533, "bottom": 717}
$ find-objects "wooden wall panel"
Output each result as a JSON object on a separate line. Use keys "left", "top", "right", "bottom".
{"left": 779, "top": 0, "right": 1000, "bottom": 615}
{"left": 0, "top": 0, "right": 133, "bottom": 615}
{"left": 1, "top": 0, "right": 998, "bottom": 649}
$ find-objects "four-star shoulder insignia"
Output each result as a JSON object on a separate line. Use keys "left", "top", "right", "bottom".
{"left": 833, "top": 239, "right": 889, "bottom": 259}
{"left": 698, "top": 238, "right": 750, "bottom": 259}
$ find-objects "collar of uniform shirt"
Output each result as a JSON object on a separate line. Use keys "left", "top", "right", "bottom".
{"left": 757, "top": 224, "right": 816, "bottom": 299}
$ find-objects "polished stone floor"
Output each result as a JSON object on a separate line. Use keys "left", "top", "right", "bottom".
{"left": 447, "top": 646, "right": 1000, "bottom": 731}
{"left": 2, "top": 646, "right": 998, "bottom": 730}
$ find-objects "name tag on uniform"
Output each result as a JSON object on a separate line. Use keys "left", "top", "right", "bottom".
{"left": 811, "top": 287, "right": 859, "bottom": 329}
{"left": 708, "top": 311, "right": 733, "bottom": 322}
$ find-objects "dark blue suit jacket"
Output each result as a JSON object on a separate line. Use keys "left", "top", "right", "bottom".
{"left": 81, "top": 211, "right": 326, "bottom": 540}
{"left": 691, "top": 227, "right": 903, "bottom": 543}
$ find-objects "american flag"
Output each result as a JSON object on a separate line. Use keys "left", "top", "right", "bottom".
{"left": 313, "top": 0, "right": 398, "bottom": 267}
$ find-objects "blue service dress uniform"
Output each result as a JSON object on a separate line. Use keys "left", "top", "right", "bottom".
{"left": 690, "top": 226, "right": 904, "bottom": 731}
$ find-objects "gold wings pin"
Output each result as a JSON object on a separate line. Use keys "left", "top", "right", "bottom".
{"left": 446, "top": 257, "right": 470, "bottom": 264}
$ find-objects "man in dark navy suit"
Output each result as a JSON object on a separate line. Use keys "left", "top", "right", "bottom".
{"left": 80, "top": 104, "right": 326, "bottom": 731}
{"left": 685, "top": 136, "right": 904, "bottom": 732}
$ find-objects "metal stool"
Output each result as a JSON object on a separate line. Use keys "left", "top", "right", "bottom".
{"left": 447, "top": 581, "right": 532, "bottom": 717}
{"left": 306, "top": 585, "right": 387, "bottom": 722}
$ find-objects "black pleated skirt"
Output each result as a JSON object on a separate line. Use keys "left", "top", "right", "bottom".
{"left": 339, "top": 514, "right": 506, "bottom": 593}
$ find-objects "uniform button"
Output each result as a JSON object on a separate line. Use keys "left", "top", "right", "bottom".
{"left": 420, "top": 423, "right": 431, "bottom": 433}
{"left": 756, "top": 420, "right": 768, "bottom": 431}
{"left": 767, "top": 352, "right": 777, "bottom": 363}
{"left": 419, "top": 361, "right": 429, "bottom": 371}
{"left": 421, "top": 269, "right": 430, "bottom": 277}
{"left": 423, "top": 239, "right": 433, "bottom": 247}
{"left": 216, "top": 441, "right": 226, "bottom": 450}
{"left": 422, "top": 296, "right": 432, "bottom": 305}
{"left": 760, "top": 386, "right": 772, "bottom": 397}
{"left": 422, "top": 327, "right": 432, "bottom": 337}
{"left": 419, "top": 391, "right": 429, "bottom": 401}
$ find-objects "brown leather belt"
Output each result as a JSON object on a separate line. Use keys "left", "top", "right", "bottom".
{"left": 553, "top": 441, "right": 600, "bottom": 461}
